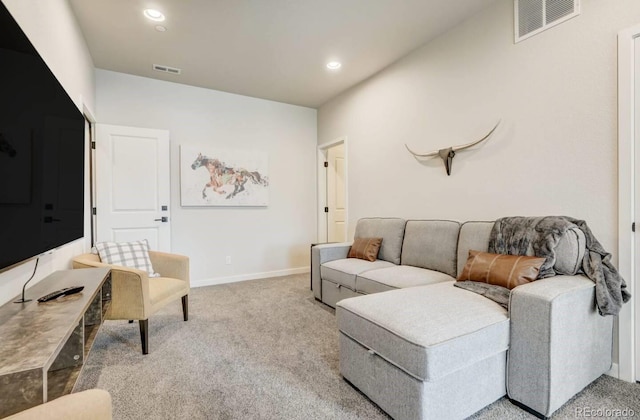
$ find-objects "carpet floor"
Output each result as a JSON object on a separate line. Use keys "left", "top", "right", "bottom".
{"left": 76, "top": 274, "right": 639, "bottom": 419}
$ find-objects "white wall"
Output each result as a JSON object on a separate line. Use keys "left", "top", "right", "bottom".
{"left": 95, "top": 70, "right": 317, "bottom": 285}
{"left": 0, "top": 0, "right": 94, "bottom": 306}
{"left": 318, "top": 0, "right": 640, "bottom": 371}
{"left": 319, "top": 0, "right": 640, "bottom": 259}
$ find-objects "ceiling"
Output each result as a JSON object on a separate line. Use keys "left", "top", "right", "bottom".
{"left": 69, "top": 0, "right": 497, "bottom": 108}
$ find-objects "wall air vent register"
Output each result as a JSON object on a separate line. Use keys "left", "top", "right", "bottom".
{"left": 153, "top": 64, "right": 182, "bottom": 74}
{"left": 515, "top": 0, "right": 580, "bottom": 43}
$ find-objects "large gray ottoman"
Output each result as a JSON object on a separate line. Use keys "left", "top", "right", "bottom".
{"left": 336, "top": 282, "right": 509, "bottom": 420}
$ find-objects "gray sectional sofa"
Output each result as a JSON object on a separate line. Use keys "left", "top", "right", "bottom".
{"left": 311, "top": 218, "right": 613, "bottom": 419}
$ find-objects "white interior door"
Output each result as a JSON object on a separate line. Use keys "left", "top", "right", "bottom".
{"left": 95, "top": 124, "right": 170, "bottom": 251}
{"left": 327, "top": 143, "right": 346, "bottom": 242}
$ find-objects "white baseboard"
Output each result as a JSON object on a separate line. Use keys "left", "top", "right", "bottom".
{"left": 605, "top": 363, "right": 619, "bottom": 378}
{"left": 191, "top": 267, "right": 309, "bottom": 288}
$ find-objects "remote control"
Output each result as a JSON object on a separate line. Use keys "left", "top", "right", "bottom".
{"left": 37, "top": 286, "right": 84, "bottom": 303}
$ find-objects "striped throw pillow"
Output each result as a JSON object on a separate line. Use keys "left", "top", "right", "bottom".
{"left": 348, "top": 237, "right": 383, "bottom": 262}
{"left": 457, "top": 250, "right": 545, "bottom": 289}
{"left": 95, "top": 239, "right": 159, "bottom": 277}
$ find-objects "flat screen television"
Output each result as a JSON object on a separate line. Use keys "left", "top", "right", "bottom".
{"left": 0, "top": 3, "right": 85, "bottom": 272}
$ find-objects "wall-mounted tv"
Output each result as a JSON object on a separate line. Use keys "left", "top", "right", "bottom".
{"left": 0, "top": 3, "right": 85, "bottom": 272}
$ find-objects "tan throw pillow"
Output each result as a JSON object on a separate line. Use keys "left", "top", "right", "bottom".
{"left": 348, "top": 237, "right": 383, "bottom": 262}
{"left": 457, "top": 250, "right": 545, "bottom": 289}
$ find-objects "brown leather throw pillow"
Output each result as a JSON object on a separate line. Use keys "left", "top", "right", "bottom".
{"left": 457, "top": 250, "right": 545, "bottom": 289}
{"left": 348, "top": 237, "right": 383, "bottom": 262}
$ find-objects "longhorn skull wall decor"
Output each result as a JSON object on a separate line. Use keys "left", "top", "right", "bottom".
{"left": 405, "top": 120, "right": 501, "bottom": 176}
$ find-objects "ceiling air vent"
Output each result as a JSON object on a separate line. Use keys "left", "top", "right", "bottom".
{"left": 515, "top": 0, "right": 580, "bottom": 43}
{"left": 152, "top": 64, "right": 182, "bottom": 75}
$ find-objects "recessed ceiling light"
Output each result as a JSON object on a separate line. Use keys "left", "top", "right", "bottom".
{"left": 326, "top": 61, "right": 342, "bottom": 70}
{"left": 144, "top": 9, "right": 165, "bottom": 22}
{"left": 155, "top": 25, "right": 167, "bottom": 32}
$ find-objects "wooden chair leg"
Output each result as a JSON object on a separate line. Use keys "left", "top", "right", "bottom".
{"left": 182, "top": 295, "right": 189, "bottom": 321}
{"left": 139, "top": 319, "right": 149, "bottom": 355}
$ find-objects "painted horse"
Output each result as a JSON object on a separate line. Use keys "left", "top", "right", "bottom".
{"left": 191, "top": 153, "right": 269, "bottom": 200}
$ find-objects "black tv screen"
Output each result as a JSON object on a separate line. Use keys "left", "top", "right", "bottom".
{"left": 0, "top": 3, "right": 85, "bottom": 271}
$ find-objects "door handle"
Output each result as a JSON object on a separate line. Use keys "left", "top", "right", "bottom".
{"left": 154, "top": 217, "right": 169, "bottom": 223}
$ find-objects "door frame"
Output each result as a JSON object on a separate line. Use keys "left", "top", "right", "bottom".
{"left": 317, "top": 137, "right": 348, "bottom": 243}
{"left": 617, "top": 23, "right": 640, "bottom": 383}
{"left": 82, "top": 103, "right": 96, "bottom": 250}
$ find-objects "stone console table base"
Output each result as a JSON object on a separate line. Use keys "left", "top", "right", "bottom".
{"left": 0, "top": 268, "right": 111, "bottom": 418}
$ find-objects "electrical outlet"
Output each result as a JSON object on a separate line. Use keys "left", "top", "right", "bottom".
{"left": 225, "top": 256, "right": 231, "bottom": 265}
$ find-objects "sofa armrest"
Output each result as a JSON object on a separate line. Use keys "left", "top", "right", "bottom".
{"left": 508, "top": 275, "right": 613, "bottom": 417}
{"left": 73, "top": 255, "right": 149, "bottom": 320}
{"left": 6, "top": 389, "right": 112, "bottom": 420}
{"left": 149, "top": 251, "right": 190, "bottom": 286}
{"left": 311, "top": 242, "right": 352, "bottom": 300}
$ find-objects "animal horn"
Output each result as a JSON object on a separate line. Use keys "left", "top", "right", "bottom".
{"left": 451, "top": 120, "right": 501, "bottom": 152}
{"left": 404, "top": 120, "right": 500, "bottom": 158}
{"left": 404, "top": 144, "right": 440, "bottom": 158}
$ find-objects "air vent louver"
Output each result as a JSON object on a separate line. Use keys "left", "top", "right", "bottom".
{"left": 545, "top": 0, "right": 575, "bottom": 23}
{"left": 515, "top": 0, "right": 580, "bottom": 43}
{"left": 153, "top": 64, "right": 182, "bottom": 75}
{"left": 518, "top": 0, "right": 544, "bottom": 38}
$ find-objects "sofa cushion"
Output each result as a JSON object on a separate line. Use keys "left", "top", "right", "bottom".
{"left": 458, "top": 251, "right": 545, "bottom": 289}
{"left": 336, "top": 282, "right": 509, "bottom": 382}
{"left": 149, "top": 277, "right": 188, "bottom": 306}
{"left": 348, "top": 237, "right": 382, "bottom": 261}
{"left": 457, "top": 221, "right": 585, "bottom": 277}
{"left": 354, "top": 218, "right": 406, "bottom": 265}
{"left": 457, "top": 222, "right": 494, "bottom": 276}
{"left": 356, "top": 265, "right": 455, "bottom": 294}
{"left": 401, "top": 220, "right": 461, "bottom": 277}
{"left": 321, "top": 258, "right": 395, "bottom": 290}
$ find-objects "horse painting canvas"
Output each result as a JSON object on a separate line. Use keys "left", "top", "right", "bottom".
{"left": 180, "top": 145, "right": 269, "bottom": 206}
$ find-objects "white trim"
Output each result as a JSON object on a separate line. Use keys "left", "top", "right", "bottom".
{"left": 317, "top": 137, "right": 349, "bottom": 243}
{"left": 191, "top": 267, "right": 309, "bottom": 288}
{"left": 82, "top": 101, "right": 97, "bottom": 123}
{"left": 318, "top": 137, "right": 346, "bottom": 149}
{"left": 317, "top": 148, "right": 328, "bottom": 242}
{"left": 81, "top": 100, "right": 97, "bottom": 250}
{"left": 605, "top": 363, "right": 619, "bottom": 378}
{"left": 617, "top": 24, "right": 640, "bottom": 383}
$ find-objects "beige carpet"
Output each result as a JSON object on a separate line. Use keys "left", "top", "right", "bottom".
{"left": 76, "top": 274, "right": 639, "bottom": 419}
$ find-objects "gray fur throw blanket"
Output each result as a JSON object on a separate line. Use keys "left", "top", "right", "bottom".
{"left": 488, "top": 216, "right": 630, "bottom": 316}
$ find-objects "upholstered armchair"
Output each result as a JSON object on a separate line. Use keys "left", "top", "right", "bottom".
{"left": 72, "top": 251, "right": 190, "bottom": 354}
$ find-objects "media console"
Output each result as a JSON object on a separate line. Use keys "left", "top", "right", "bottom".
{"left": 0, "top": 268, "right": 111, "bottom": 418}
